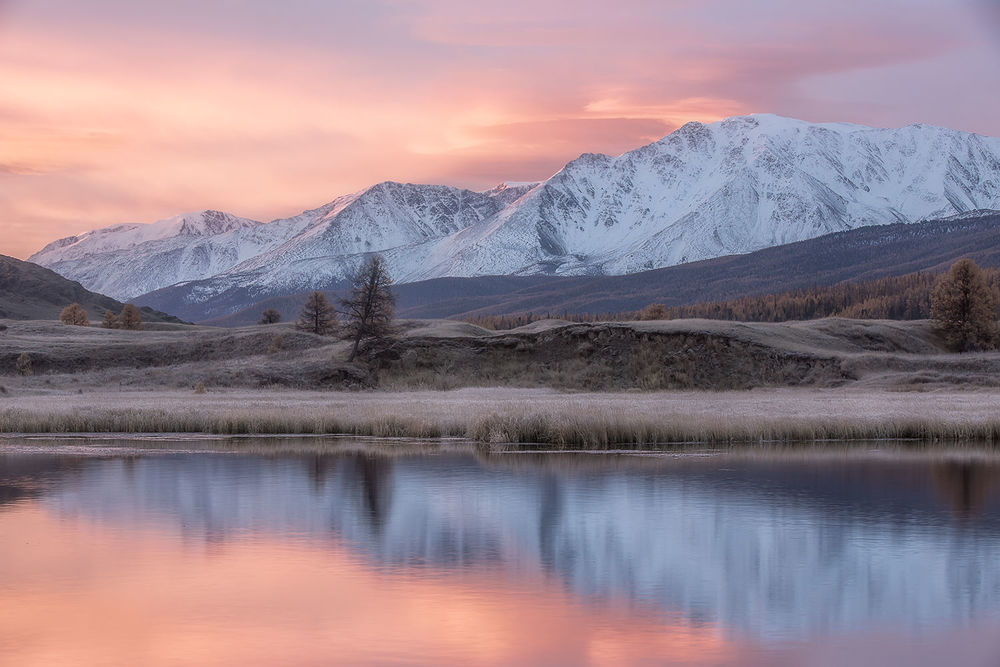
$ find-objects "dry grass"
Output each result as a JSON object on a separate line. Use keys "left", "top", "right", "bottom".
{"left": 4, "top": 387, "right": 1000, "bottom": 447}
{"left": 4, "top": 317, "right": 1000, "bottom": 448}
{"left": 467, "top": 412, "right": 1000, "bottom": 448}
{"left": 4, "top": 316, "right": 1000, "bottom": 393}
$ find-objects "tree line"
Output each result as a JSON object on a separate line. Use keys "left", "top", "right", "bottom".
{"left": 60, "top": 303, "right": 144, "bottom": 330}
{"left": 465, "top": 260, "right": 1000, "bottom": 351}
{"left": 467, "top": 269, "right": 1000, "bottom": 330}
{"left": 644, "top": 271, "right": 949, "bottom": 322}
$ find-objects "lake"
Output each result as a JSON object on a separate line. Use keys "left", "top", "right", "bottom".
{"left": 2, "top": 438, "right": 1000, "bottom": 666}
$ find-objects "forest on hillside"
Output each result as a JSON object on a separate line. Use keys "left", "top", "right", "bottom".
{"left": 463, "top": 268, "right": 1000, "bottom": 330}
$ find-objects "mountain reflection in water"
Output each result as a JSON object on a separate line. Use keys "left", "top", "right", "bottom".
{"left": 2, "top": 442, "right": 1000, "bottom": 666}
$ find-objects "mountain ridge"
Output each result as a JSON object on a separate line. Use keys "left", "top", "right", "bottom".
{"left": 28, "top": 114, "right": 1000, "bottom": 314}
{"left": 29, "top": 181, "right": 539, "bottom": 301}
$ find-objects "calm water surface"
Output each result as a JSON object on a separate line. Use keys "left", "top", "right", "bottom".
{"left": 2, "top": 439, "right": 1000, "bottom": 666}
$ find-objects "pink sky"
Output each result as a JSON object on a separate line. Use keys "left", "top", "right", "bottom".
{"left": 2, "top": 0, "right": 999, "bottom": 259}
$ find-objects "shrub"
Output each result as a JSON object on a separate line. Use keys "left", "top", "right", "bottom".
{"left": 59, "top": 303, "right": 89, "bottom": 326}
{"left": 15, "top": 352, "right": 32, "bottom": 376}
{"left": 259, "top": 309, "right": 281, "bottom": 325}
{"left": 193, "top": 382, "right": 206, "bottom": 394}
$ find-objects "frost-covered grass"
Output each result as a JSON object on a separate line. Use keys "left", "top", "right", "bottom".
{"left": 4, "top": 316, "right": 1000, "bottom": 395}
{"left": 4, "top": 388, "right": 1000, "bottom": 447}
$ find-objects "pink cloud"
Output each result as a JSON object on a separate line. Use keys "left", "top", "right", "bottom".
{"left": 0, "top": 0, "right": 994, "bottom": 260}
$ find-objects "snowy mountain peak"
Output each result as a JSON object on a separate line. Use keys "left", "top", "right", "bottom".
{"left": 34, "top": 210, "right": 262, "bottom": 258}
{"left": 480, "top": 181, "right": 540, "bottom": 207}
{"left": 174, "top": 210, "right": 260, "bottom": 236}
{"left": 29, "top": 210, "right": 266, "bottom": 300}
{"left": 481, "top": 181, "right": 539, "bottom": 196}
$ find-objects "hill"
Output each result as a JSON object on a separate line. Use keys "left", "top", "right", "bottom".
{"left": 0, "top": 254, "right": 184, "bottom": 323}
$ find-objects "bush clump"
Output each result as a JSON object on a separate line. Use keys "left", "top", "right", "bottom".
{"left": 59, "top": 303, "right": 89, "bottom": 326}
{"left": 259, "top": 309, "right": 281, "bottom": 325}
{"left": 15, "top": 352, "right": 32, "bottom": 376}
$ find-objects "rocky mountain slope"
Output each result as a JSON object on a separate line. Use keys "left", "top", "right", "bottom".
{"left": 29, "top": 114, "right": 1000, "bottom": 314}
{"left": 421, "top": 114, "right": 1000, "bottom": 278}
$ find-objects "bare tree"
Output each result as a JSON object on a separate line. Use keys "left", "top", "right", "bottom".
{"left": 930, "top": 258, "right": 999, "bottom": 351}
{"left": 341, "top": 255, "right": 396, "bottom": 362}
{"left": 259, "top": 308, "right": 282, "bottom": 325}
{"left": 59, "top": 303, "right": 89, "bottom": 326}
{"left": 296, "top": 292, "right": 337, "bottom": 335}
{"left": 118, "top": 304, "right": 144, "bottom": 331}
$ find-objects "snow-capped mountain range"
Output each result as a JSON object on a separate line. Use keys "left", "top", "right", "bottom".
{"left": 29, "top": 114, "right": 1000, "bottom": 307}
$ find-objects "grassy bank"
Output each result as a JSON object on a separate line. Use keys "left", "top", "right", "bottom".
{"left": 4, "top": 388, "right": 1000, "bottom": 448}
{"left": 9, "top": 316, "right": 1000, "bottom": 394}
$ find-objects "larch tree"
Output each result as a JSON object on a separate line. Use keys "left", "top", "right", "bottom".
{"left": 930, "top": 258, "right": 999, "bottom": 351}
{"left": 642, "top": 303, "right": 668, "bottom": 320}
{"left": 101, "top": 309, "right": 119, "bottom": 329}
{"left": 296, "top": 292, "right": 337, "bottom": 335}
{"left": 340, "top": 255, "right": 396, "bottom": 362}
{"left": 59, "top": 303, "right": 89, "bottom": 326}
{"left": 118, "top": 304, "right": 144, "bottom": 331}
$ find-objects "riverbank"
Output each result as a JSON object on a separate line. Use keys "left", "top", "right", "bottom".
{"left": 3, "top": 388, "right": 1000, "bottom": 447}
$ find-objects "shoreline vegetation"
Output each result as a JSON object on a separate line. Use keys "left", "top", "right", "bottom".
{"left": 5, "top": 389, "right": 1000, "bottom": 448}
{"left": 5, "top": 312, "right": 1000, "bottom": 448}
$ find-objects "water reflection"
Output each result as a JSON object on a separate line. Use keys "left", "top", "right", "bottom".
{"left": 932, "top": 460, "right": 1000, "bottom": 519}
{"left": 2, "top": 442, "right": 1000, "bottom": 665}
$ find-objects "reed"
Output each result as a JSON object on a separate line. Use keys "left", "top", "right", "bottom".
{"left": 4, "top": 388, "right": 1000, "bottom": 448}
{"left": 467, "top": 412, "right": 1000, "bottom": 448}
